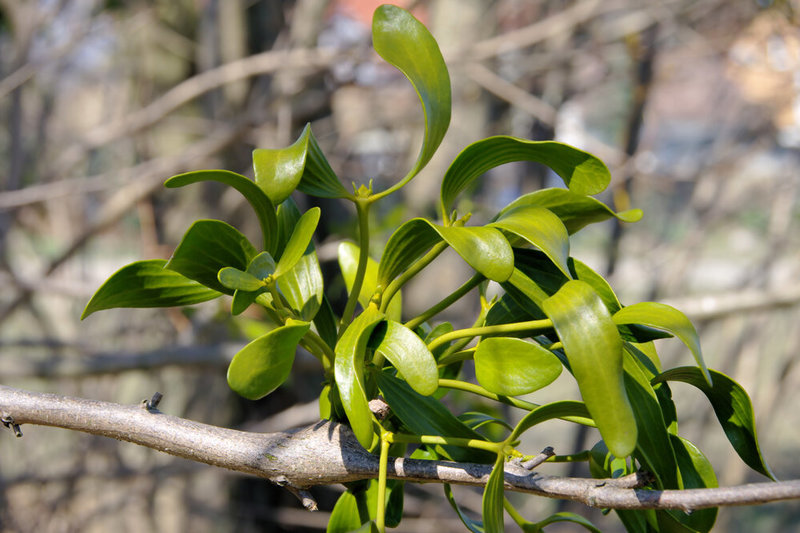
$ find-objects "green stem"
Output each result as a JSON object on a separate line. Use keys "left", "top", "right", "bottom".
{"left": 437, "top": 348, "right": 475, "bottom": 367}
{"left": 391, "top": 433, "right": 502, "bottom": 454}
{"left": 404, "top": 273, "right": 484, "bottom": 331}
{"left": 303, "top": 330, "right": 335, "bottom": 373}
{"left": 427, "top": 319, "right": 552, "bottom": 353}
{"left": 339, "top": 198, "right": 371, "bottom": 334}
{"left": 503, "top": 498, "right": 532, "bottom": 530}
{"left": 376, "top": 434, "right": 390, "bottom": 533}
{"left": 548, "top": 450, "right": 591, "bottom": 462}
{"left": 380, "top": 241, "right": 448, "bottom": 313}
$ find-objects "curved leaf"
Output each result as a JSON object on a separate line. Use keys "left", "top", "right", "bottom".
{"left": 81, "top": 259, "right": 221, "bottom": 319}
{"left": 509, "top": 401, "right": 592, "bottom": 442}
{"left": 436, "top": 224, "right": 514, "bottom": 282}
{"left": 652, "top": 367, "right": 776, "bottom": 480}
{"left": 441, "top": 138, "right": 611, "bottom": 218}
{"left": 275, "top": 197, "right": 302, "bottom": 258}
{"left": 277, "top": 250, "right": 324, "bottom": 321}
{"left": 444, "top": 484, "right": 485, "bottom": 533}
{"left": 372, "top": 5, "right": 451, "bottom": 195}
{"left": 227, "top": 319, "right": 310, "bottom": 400}
{"left": 230, "top": 251, "right": 276, "bottom": 315}
{"left": 377, "top": 218, "right": 443, "bottom": 288}
{"left": 218, "top": 267, "right": 264, "bottom": 292}
{"left": 165, "top": 170, "right": 278, "bottom": 254}
{"left": 614, "top": 302, "right": 711, "bottom": 385}
{"left": 274, "top": 207, "right": 320, "bottom": 278}
{"left": 489, "top": 205, "right": 571, "bottom": 277}
{"left": 534, "top": 512, "right": 603, "bottom": 532}
{"left": 372, "top": 320, "right": 438, "bottom": 395}
{"left": 252, "top": 125, "right": 309, "bottom": 205}
{"left": 482, "top": 456, "right": 506, "bottom": 533}
{"left": 299, "top": 130, "right": 351, "bottom": 199}
{"left": 498, "top": 188, "right": 642, "bottom": 234}
{"left": 474, "top": 337, "right": 562, "bottom": 396}
{"left": 165, "top": 219, "right": 257, "bottom": 294}
{"left": 335, "top": 306, "right": 385, "bottom": 449}
{"left": 541, "top": 280, "right": 637, "bottom": 457}
{"left": 327, "top": 480, "right": 403, "bottom": 533}
{"left": 670, "top": 435, "right": 718, "bottom": 532}
{"left": 339, "top": 241, "right": 402, "bottom": 321}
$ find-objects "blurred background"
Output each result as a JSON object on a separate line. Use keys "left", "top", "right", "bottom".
{"left": 1, "top": 0, "right": 800, "bottom": 531}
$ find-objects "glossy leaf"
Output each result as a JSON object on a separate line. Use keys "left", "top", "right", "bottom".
{"left": 81, "top": 259, "right": 221, "bottom": 319}
{"left": 275, "top": 198, "right": 302, "bottom": 258}
{"left": 218, "top": 267, "right": 264, "bottom": 292}
{"left": 226, "top": 319, "right": 310, "bottom": 400}
{"left": 669, "top": 435, "right": 718, "bottom": 532}
{"left": 482, "top": 456, "right": 506, "bottom": 533}
{"left": 377, "top": 371, "right": 495, "bottom": 463}
{"left": 509, "top": 401, "right": 592, "bottom": 442}
{"left": 165, "top": 170, "right": 278, "bottom": 254}
{"left": 541, "top": 280, "right": 637, "bottom": 457}
{"left": 327, "top": 480, "right": 402, "bottom": 533}
{"left": 277, "top": 250, "right": 324, "bottom": 321}
{"left": 372, "top": 5, "right": 451, "bottom": 195}
{"left": 458, "top": 412, "right": 514, "bottom": 433}
{"left": 314, "top": 294, "right": 340, "bottom": 351}
{"left": 444, "top": 484, "right": 485, "bottom": 533}
{"left": 614, "top": 302, "right": 711, "bottom": 385}
{"left": 339, "top": 241, "right": 402, "bottom": 321}
{"left": 372, "top": 320, "right": 438, "bottom": 395}
{"left": 377, "top": 218, "right": 443, "bottom": 288}
{"left": 299, "top": 130, "right": 351, "bottom": 199}
{"left": 253, "top": 126, "right": 309, "bottom": 205}
{"left": 433, "top": 222, "right": 515, "bottom": 282}
{"left": 230, "top": 251, "right": 275, "bottom": 315}
{"left": 441, "top": 137, "right": 611, "bottom": 218}
{"left": 165, "top": 219, "right": 257, "bottom": 294}
{"left": 274, "top": 207, "right": 320, "bottom": 278}
{"left": 497, "top": 188, "right": 643, "bottom": 234}
{"left": 334, "top": 306, "right": 385, "bottom": 449}
{"left": 474, "top": 337, "right": 562, "bottom": 396}
{"left": 490, "top": 206, "right": 571, "bottom": 277}
{"left": 653, "top": 367, "right": 776, "bottom": 480}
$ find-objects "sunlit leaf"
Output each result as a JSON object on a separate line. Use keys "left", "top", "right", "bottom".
{"left": 458, "top": 412, "right": 514, "bottom": 433}
{"left": 490, "top": 206, "right": 571, "bottom": 277}
{"left": 230, "top": 251, "right": 275, "bottom": 315}
{"left": 277, "top": 250, "right": 324, "bottom": 321}
{"left": 372, "top": 5, "right": 451, "bottom": 195}
{"left": 377, "top": 218, "right": 443, "bottom": 288}
{"left": 274, "top": 207, "right": 320, "bottom": 278}
{"left": 372, "top": 320, "right": 438, "bottom": 395}
{"left": 81, "top": 259, "right": 221, "bottom": 319}
{"left": 253, "top": 126, "right": 310, "bottom": 205}
{"left": 226, "top": 319, "right": 310, "bottom": 400}
{"left": 218, "top": 267, "right": 264, "bottom": 292}
{"left": 441, "top": 138, "right": 612, "bottom": 218}
{"left": 299, "top": 130, "right": 351, "bottom": 199}
{"left": 669, "top": 435, "right": 718, "bottom": 532}
{"left": 497, "top": 188, "right": 642, "bottom": 234}
{"left": 444, "top": 484, "right": 485, "bottom": 533}
{"left": 165, "top": 170, "right": 278, "bottom": 254}
{"left": 339, "top": 241, "right": 402, "bottom": 321}
{"left": 335, "top": 306, "right": 385, "bottom": 449}
{"left": 482, "top": 456, "right": 505, "bottom": 533}
{"left": 509, "top": 401, "right": 592, "bottom": 442}
{"left": 474, "top": 337, "right": 562, "bottom": 396}
{"left": 614, "top": 302, "right": 711, "bottom": 385}
{"left": 541, "top": 280, "right": 637, "bottom": 457}
{"left": 165, "top": 219, "right": 257, "bottom": 294}
{"left": 653, "top": 367, "right": 776, "bottom": 480}
{"left": 327, "top": 480, "right": 403, "bottom": 533}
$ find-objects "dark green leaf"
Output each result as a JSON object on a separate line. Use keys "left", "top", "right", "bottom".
{"left": 326, "top": 480, "right": 402, "bottom": 533}
{"left": 275, "top": 197, "right": 302, "bottom": 258}
{"left": 377, "top": 218, "right": 443, "bottom": 288}
{"left": 653, "top": 367, "right": 776, "bottom": 480}
{"left": 165, "top": 170, "right": 278, "bottom": 254}
{"left": 474, "top": 337, "right": 562, "bottom": 396}
{"left": 669, "top": 435, "right": 718, "bottom": 532}
{"left": 490, "top": 206, "right": 571, "bottom": 277}
{"left": 226, "top": 319, "right": 310, "bottom": 400}
{"left": 277, "top": 250, "right": 324, "bottom": 321}
{"left": 275, "top": 207, "right": 320, "bottom": 278}
{"left": 81, "top": 259, "right": 221, "bottom": 319}
{"left": 458, "top": 412, "right": 514, "bottom": 433}
{"left": 314, "top": 294, "right": 340, "bottom": 351}
{"left": 533, "top": 512, "right": 603, "bottom": 533}
{"left": 444, "top": 484, "right": 485, "bottom": 533}
{"left": 299, "top": 129, "right": 351, "bottom": 199}
{"left": 165, "top": 219, "right": 257, "bottom": 294}
{"left": 372, "top": 321, "right": 438, "bottom": 395}
{"left": 509, "top": 401, "right": 592, "bottom": 442}
{"left": 441, "top": 138, "right": 612, "bottom": 218}
{"left": 482, "top": 456, "right": 506, "bottom": 533}
{"left": 335, "top": 306, "right": 385, "bottom": 449}
{"left": 498, "top": 188, "right": 642, "bottom": 234}
{"left": 377, "top": 371, "right": 495, "bottom": 463}
{"left": 589, "top": 440, "right": 632, "bottom": 480}
{"left": 372, "top": 5, "right": 451, "bottom": 195}
{"left": 252, "top": 125, "right": 310, "bottom": 205}
{"left": 541, "top": 280, "right": 637, "bottom": 457}
{"left": 614, "top": 302, "right": 711, "bottom": 385}
{"left": 339, "top": 242, "right": 402, "bottom": 321}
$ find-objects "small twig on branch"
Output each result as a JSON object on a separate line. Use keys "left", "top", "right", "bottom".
{"left": 1, "top": 385, "right": 799, "bottom": 512}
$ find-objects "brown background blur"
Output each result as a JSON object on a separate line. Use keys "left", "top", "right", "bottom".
{"left": 2, "top": 0, "right": 800, "bottom": 531}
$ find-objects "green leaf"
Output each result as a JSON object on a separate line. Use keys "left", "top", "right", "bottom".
{"left": 314, "top": 294, "right": 340, "bottom": 351}
{"left": 482, "top": 456, "right": 506, "bottom": 533}
{"left": 614, "top": 302, "right": 711, "bottom": 385}
{"left": 441, "top": 138, "right": 612, "bottom": 219}
{"left": 533, "top": 512, "right": 603, "bottom": 533}
{"left": 165, "top": 170, "right": 278, "bottom": 254}
{"left": 490, "top": 206, "right": 571, "bottom": 277}
{"left": 230, "top": 251, "right": 275, "bottom": 315}
{"left": 274, "top": 207, "right": 320, "bottom": 278}
{"left": 669, "top": 435, "right": 718, "bottom": 532}
{"left": 371, "top": 320, "right": 438, "bottom": 395}
{"left": 339, "top": 241, "right": 402, "bottom": 321}
{"left": 458, "top": 412, "right": 514, "bottom": 433}
{"left": 376, "top": 371, "right": 495, "bottom": 463}
{"left": 252, "top": 125, "right": 310, "bottom": 205}
{"left": 165, "top": 219, "right": 257, "bottom": 294}
{"left": 589, "top": 440, "right": 632, "bottom": 479}
{"left": 372, "top": 5, "right": 451, "bottom": 196}
{"left": 444, "top": 484, "right": 485, "bottom": 533}
{"left": 218, "top": 267, "right": 264, "bottom": 292}
{"left": 277, "top": 250, "right": 324, "bottom": 321}
{"left": 541, "top": 280, "right": 637, "bottom": 457}
{"left": 377, "top": 218, "right": 443, "bottom": 288}
{"left": 653, "top": 367, "right": 776, "bottom": 480}
{"left": 226, "top": 319, "right": 310, "bottom": 400}
{"left": 474, "top": 338, "right": 562, "bottom": 396}
{"left": 327, "top": 480, "right": 402, "bottom": 533}
{"left": 509, "top": 401, "right": 592, "bottom": 442}
{"left": 335, "top": 306, "right": 385, "bottom": 449}
{"left": 497, "top": 188, "right": 642, "bottom": 234}
{"left": 81, "top": 259, "right": 221, "bottom": 319}
{"left": 299, "top": 129, "right": 351, "bottom": 199}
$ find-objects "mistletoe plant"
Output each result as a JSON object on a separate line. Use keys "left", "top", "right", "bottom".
{"left": 82, "top": 5, "right": 774, "bottom": 533}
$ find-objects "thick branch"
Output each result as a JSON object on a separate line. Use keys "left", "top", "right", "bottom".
{"left": 1, "top": 385, "right": 799, "bottom": 512}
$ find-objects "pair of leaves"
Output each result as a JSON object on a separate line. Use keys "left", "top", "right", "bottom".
{"left": 327, "top": 480, "right": 403, "bottom": 532}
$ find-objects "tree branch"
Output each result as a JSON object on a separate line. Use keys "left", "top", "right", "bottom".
{"left": 1, "top": 385, "right": 799, "bottom": 513}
